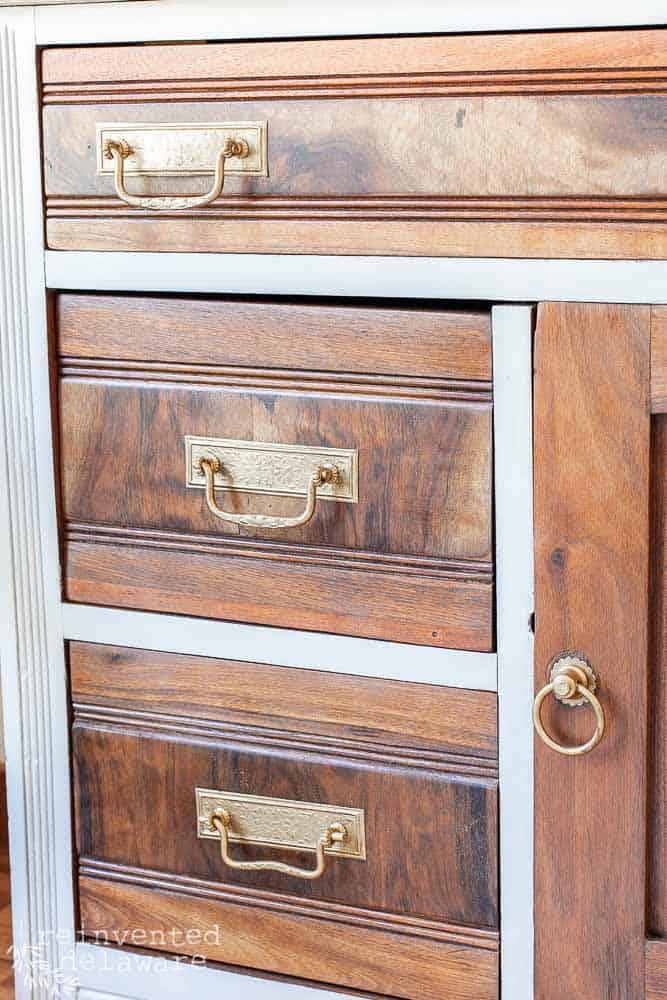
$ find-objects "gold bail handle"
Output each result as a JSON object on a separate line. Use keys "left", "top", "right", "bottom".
{"left": 103, "top": 136, "right": 249, "bottom": 212}
{"left": 199, "top": 455, "right": 341, "bottom": 531}
{"left": 210, "top": 809, "right": 347, "bottom": 881}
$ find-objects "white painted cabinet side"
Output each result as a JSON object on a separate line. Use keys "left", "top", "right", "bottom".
{"left": 0, "top": 9, "right": 74, "bottom": 998}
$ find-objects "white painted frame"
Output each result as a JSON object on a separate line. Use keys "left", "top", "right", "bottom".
{"left": 0, "top": 9, "right": 75, "bottom": 1000}
{"left": 493, "top": 307, "right": 535, "bottom": 1000}
{"left": 47, "top": 252, "right": 667, "bottom": 305}
{"left": 2, "top": 3, "right": 667, "bottom": 1000}
{"left": 32, "top": 0, "right": 667, "bottom": 45}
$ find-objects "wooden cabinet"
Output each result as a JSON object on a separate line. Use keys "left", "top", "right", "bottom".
{"left": 4, "top": 9, "right": 667, "bottom": 1000}
{"left": 56, "top": 293, "right": 494, "bottom": 649}
{"left": 71, "top": 642, "right": 499, "bottom": 1000}
{"left": 41, "top": 29, "right": 667, "bottom": 259}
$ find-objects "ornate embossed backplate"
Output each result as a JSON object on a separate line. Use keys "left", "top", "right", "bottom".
{"left": 195, "top": 788, "right": 366, "bottom": 860}
{"left": 185, "top": 436, "right": 359, "bottom": 503}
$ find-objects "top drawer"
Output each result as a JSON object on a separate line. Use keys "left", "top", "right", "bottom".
{"left": 42, "top": 29, "right": 667, "bottom": 259}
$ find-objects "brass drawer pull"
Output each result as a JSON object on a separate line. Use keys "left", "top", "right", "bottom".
{"left": 196, "top": 789, "right": 366, "bottom": 882}
{"left": 533, "top": 654, "right": 605, "bottom": 757}
{"left": 210, "top": 809, "right": 347, "bottom": 881}
{"left": 103, "top": 136, "right": 249, "bottom": 211}
{"left": 199, "top": 455, "right": 340, "bottom": 530}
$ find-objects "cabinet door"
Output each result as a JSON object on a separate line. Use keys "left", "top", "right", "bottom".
{"left": 533, "top": 303, "right": 667, "bottom": 999}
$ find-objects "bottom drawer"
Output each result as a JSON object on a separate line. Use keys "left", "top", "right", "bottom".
{"left": 70, "top": 642, "right": 499, "bottom": 1000}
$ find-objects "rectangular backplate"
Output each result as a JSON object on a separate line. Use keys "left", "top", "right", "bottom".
{"left": 97, "top": 121, "right": 268, "bottom": 177}
{"left": 185, "top": 437, "right": 358, "bottom": 503}
{"left": 195, "top": 789, "right": 366, "bottom": 860}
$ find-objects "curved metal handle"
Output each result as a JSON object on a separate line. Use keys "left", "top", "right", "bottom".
{"left": 533, "top": 655, "right": 605, "bottom": 757}
{"left": 199, "top": 455, "right": 340, "bottom": 530}
{"left": 103, "top": 137, "right": 249, "bottom": 211}
{"left": 210, "top": 810, "right": 347, "bottom": 881}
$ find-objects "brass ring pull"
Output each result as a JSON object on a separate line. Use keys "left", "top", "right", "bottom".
{"left": 103, "top": 137, "right": 249, "bottom": 211}
{"left": 533, "top": 655, "right": 605, "bottom": 757}
{"left": 210, "top": 810, "right": 347, "bottom": 881}
{"left": 199, "top": 455, "right": 340, "bottom": 530}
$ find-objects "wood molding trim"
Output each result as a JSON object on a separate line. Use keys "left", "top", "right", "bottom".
{"left": 46, "top": 195, "right": 667, "bottom": 226}
{"left": 78, "top": 858, "right": 499, "bottom": 948}
{"left": 72, "top": 704, "right": 498, "bottom": 777}
{"left": 59, "top": 357, "right": 493, "bottom": 403}
{"left": 65, "top": 523, "right": 493, "bottom": 581}
{"left": 39, "top": 30, "right": 667, "bottom": 98}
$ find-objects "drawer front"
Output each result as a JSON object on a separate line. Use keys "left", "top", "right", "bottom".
{"left": 42, "top": 30, "right": 667, "bottom": 259}
{"left": 71, "top": 642, "right": 499, "bottom": 999}
{"left": 57, "top": 294, "right": 494, "bottom": 650}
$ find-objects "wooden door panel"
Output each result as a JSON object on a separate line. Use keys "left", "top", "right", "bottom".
{"left": 534, "top": 303, "right": 651, "bottom": 999}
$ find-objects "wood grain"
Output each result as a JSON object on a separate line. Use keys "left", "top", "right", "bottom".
{"left": 41, "top": 31, "right": 667, "bottom": 258}
{"left": 647, "top": 940, "right": 667, "bottom": 1000}
{"left": 68, "top": 642, "right": 498, "bottom": 761}
{"left": 58, "top": 377, "right": 493, "bottom": 562}
{"left": 78, "top": 876, "right": 498, "bottom": 1000}
{"left": 72, "top": 721, "right": 498, "bottom": 927}
{"left": 43, "top": 96, "right": 667, "bottom": 198}
{"left": 56, "top": 294, "right": 492, "bottom": 382}
{"left": 651, "top": 308, "right": 667, "bottom": 413}
{"left": 64, "top": 539, "right": 493, "bottom": 650}
{"left": 534, "top": 303, "right": 651, "bottom": 999}
{"left": 40, "top": 30, "right": 667, "bottom": 87}
{"left": 46, "top": 217, "right": 667, "bottom": 260}
{"left": 56, "top": 293, "right": 493, "bottom": 648}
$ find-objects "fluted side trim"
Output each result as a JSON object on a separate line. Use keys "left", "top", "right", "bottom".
{"left": 0, "top": 13, "right": 73, "bottom": 999}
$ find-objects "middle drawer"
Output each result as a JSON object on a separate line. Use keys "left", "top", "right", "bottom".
{"left": 56, "top": 293, "right": 494, "bottom": 649}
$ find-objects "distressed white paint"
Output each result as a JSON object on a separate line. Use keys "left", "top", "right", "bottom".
{"left": 34, "top": 0, "right": 667, "bottom": 45}
{"left": 0, "top": 10, "right": 74, "bottom": 999}
{"left": 62, "top": 604, "right": 498, "bottom": 691}
{"left": 493, "top": 306, "right": 536, "bottom": 1000}
{"left": 75, "top": 942, "right": 358, "bottom": 999}
{"left": 46, "top": 252, "right": 667, "bottom": 305}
